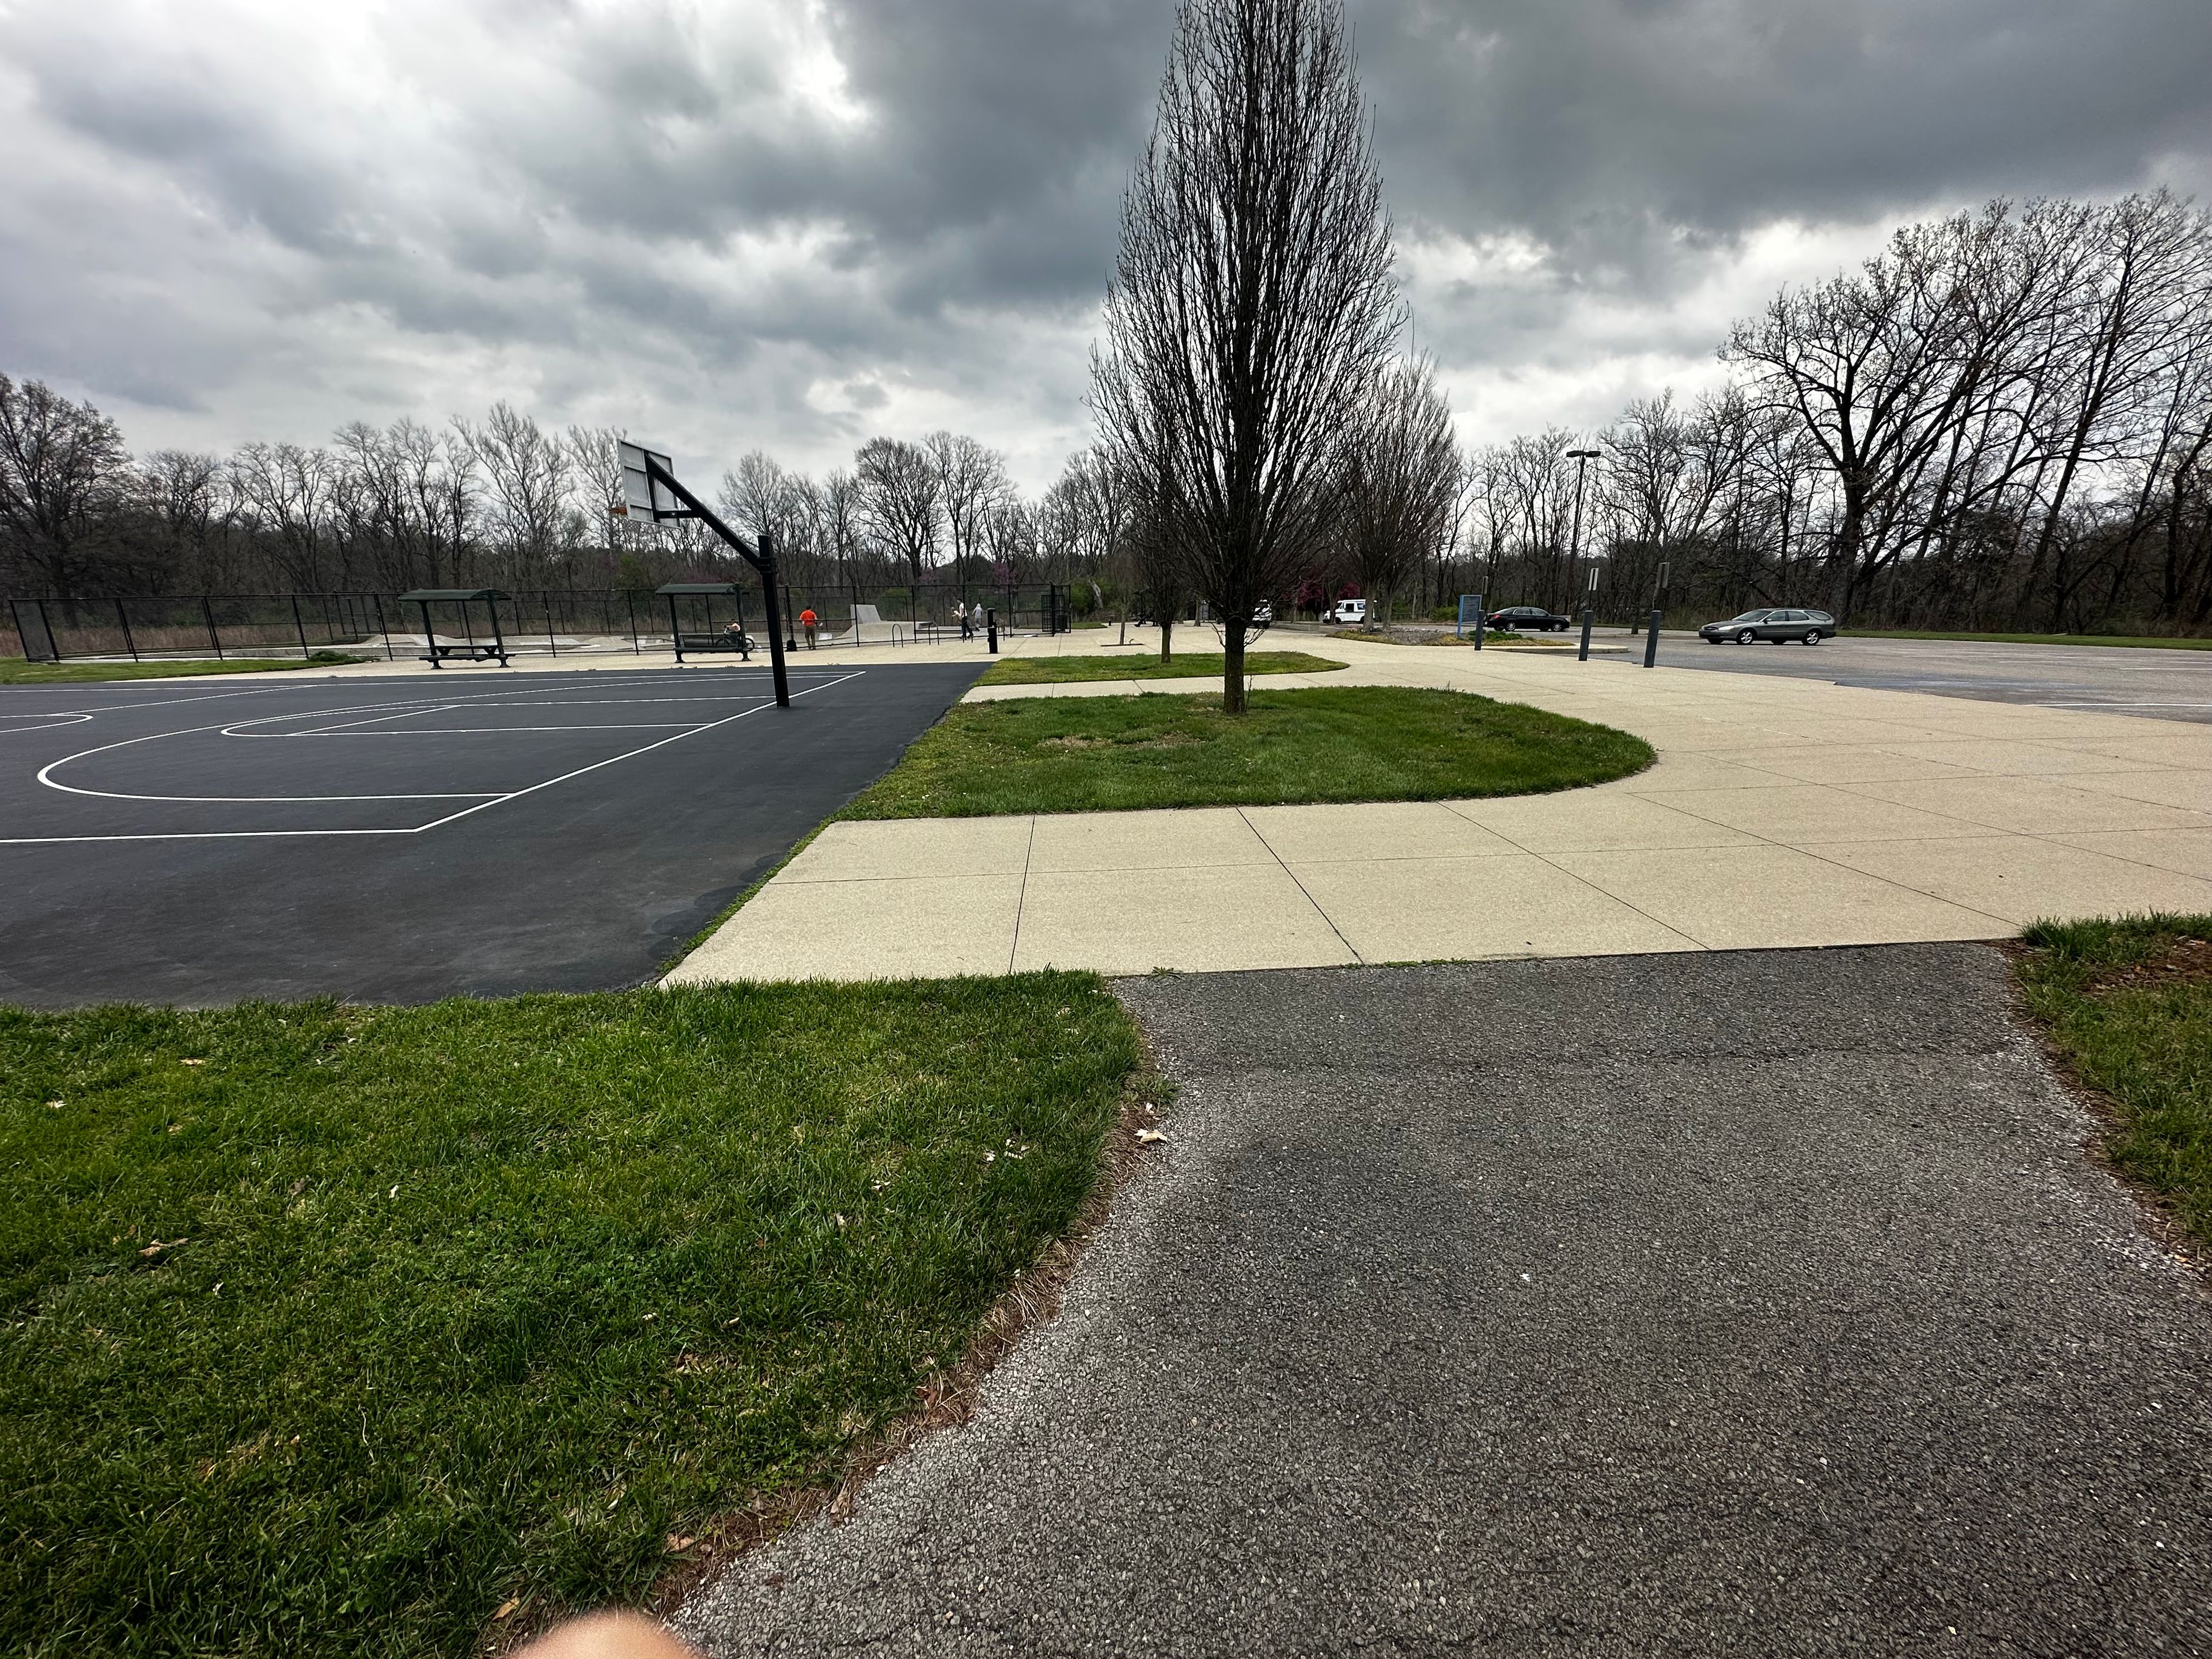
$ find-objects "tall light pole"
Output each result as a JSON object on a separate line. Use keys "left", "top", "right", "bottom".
{"left": 1566, "top": 447, "right": 1599, "bottom": 619}
{"left": 1566, "top": 444, "right": 1601, "bottom": 654}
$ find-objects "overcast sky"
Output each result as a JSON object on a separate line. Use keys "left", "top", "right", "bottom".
{"left": 4, "top": 0, "right": 2210, "bottom": 491}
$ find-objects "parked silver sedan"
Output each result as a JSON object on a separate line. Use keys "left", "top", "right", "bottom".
{"left": 1699, "top": 607, "right": 1835, "bottom": 645}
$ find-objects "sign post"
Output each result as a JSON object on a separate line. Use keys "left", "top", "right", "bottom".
{"left": 618, "top": 442, "right": 790, "bottom": 708}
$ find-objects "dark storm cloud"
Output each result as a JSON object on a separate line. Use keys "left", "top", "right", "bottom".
{"left": 1366, "top": 0, "right": 2212, "bottom": 233}
{"left": 2, "top": 0, "right": 2210, "bottom": 477}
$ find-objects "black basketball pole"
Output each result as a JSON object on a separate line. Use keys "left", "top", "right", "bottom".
{"left": 643, "top": 456, "right": 791, "bottom": 709}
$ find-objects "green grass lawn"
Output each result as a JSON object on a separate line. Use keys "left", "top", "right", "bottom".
{"left": 0, "top": 652, "right": 368, "bottom": 684}
{"left": 1, "top": 978, "right": 1139, "bottom": 1659}
{"left": 843, "top": 685, "right": 1652, "bottom": 819}
{"left": 2015, "top": 915, "right": 2212, "bottom": 1251}
{"left": 1847, "top": 630, "right": 2212, "bottom": 650}
{"left": 979, "top": 650, "right": 1345, "bottom": 685}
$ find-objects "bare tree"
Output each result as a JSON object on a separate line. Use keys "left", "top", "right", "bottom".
{"left": 227, "top": 441, "right": 335, "bottom": 591}
{"left": 854, "top": 437, "right": 941, "bottom": 609}
{"left": 1064, "top": 446, "right": 1138, "bottom": 640}
{"left": 927, "top": 431, "right": 1012, "bottom": 583}
{"left": 820, "top": 468, "right": 863, "bottom": 592}
{"left": 1128, "top": 478, "right": 1194, "bottom": 660}
{"left": 1092, "top": 0, "right": 1402, "bottom": 710}
{"left": 458, "top": 403, "right": 573, "bottom": 583}
{"left": 1336, "top": 355, "right": 1462, "bottom": 631}
{"left": 721, "top": 451, "right": 797, "bottom": 545}
{"left": 131, "top": 448, "right": 228, "bottom": 590}
{"left": 0, "top": 376, "right": 130, "bottom": 594}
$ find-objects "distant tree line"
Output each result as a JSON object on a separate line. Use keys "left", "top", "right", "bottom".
{"left": 0, "top": 382, "right": 1130, "bottom": 614}
{"left": 1471, "top": 192, "right": 2212, "bottom": 632}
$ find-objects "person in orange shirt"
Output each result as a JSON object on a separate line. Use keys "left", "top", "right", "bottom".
{"left": 798, "top": 606, "right": 819, "bottom": 648}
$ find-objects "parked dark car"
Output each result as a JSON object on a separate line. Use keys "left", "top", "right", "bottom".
{"left": 1486, "top": 605, "right": 1573, "bottom": 632}
{"left": 1698, "top": 607, "right": 1835, "bottom": 644}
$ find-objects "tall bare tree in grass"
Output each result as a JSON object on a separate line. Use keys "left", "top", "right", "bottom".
{"left": 1338, "top": 355, "right": 1462, "bottom": 631}
{"left": 1092, "top": 0, "right": 1401, "bottom": 711}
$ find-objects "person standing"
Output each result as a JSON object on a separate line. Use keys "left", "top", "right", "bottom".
{"left": 799, "top": 606, "right": 819, "bottom": 648}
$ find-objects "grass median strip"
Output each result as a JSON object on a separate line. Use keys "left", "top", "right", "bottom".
{"left": 843, "top": 684, "right": 1652, "bottom": 819}
{"left": 0, "top": 652, "right": 369, "bottom": 684}
{"left": 2015, "top": 914, "right": 2212, "bottom": 1253}
{"left": 1, "top": 977, "right": 1140, "bottom": 1659}
{"left": 978, "top": 650, "right": 1345, "bottom": 685}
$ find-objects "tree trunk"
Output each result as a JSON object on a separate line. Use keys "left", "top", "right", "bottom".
{"left": 1158, "top": 615, "right": 1174, "bottom": 662}
{"left": 1831, "top": 483, "right": 1868, "bottom": 623}
{"left": 1222, "top": 618, "right": 1248, "bottom": 713}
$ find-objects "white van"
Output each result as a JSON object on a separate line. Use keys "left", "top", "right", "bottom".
{"left": 1325, "top": 599, "right": 1367, "bottom": 626}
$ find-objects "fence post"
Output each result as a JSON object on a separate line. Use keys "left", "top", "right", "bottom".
{"left": 201, "top": 595, "right": 224, "bottom": 660}
{"left": 373, "top": 593, "right": 393, "bottom": 660}
{"left": 290, "top": 593, "right": 310, "bottom": 660}
{"left": 116, "top": 599, "right": 140, "bottom": 662}
{"left": 1643, "top": 611, "right": 1663, "bottom": 668}
{"left": 627, "top": 589, "right": 640, "bottom": 654}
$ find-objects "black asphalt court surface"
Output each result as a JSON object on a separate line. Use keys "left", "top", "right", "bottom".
{"left": 0, "top": 662, "right": 983, "bottom": 1007}
{"left": 680, "top": 946, "right": 2212, "bottom": 1658}
{"left": 1604, "top": 630, "right": 2212, "bottom": 724}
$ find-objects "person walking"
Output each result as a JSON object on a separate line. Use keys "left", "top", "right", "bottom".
{"left": 799, "top": 606, "right": 819, "bottom": 649}
{"left": 959, "top": 601, "right": 974, "bottom": 641}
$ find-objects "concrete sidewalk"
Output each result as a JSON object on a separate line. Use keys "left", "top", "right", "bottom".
{"left": 677, "top": 949, "right": 2212, "bottom": 1656}
{"left": 668, "top": 639, "right": 2212, "bottom": 983}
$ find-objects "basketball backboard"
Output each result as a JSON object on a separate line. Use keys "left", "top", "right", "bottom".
{"left": 616, "top": 441, "right": 681, "bottom": 520}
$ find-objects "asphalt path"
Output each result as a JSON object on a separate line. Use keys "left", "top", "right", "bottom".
{"left": 1612, "top": 631, "right": 2212, "bottom": 723}
{"left": 680, "top": 947, "right": 2212, "bottom": 1657}
{"left": 0, "top": 662, "right": 982, "bottom": 1007}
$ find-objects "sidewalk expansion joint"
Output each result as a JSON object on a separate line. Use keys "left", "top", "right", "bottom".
{"left": 1237, "top": 805, "right": 1362, "bottom": 964}
{"left": 1006, "top": 816, "right": 1039, "bottom": 973}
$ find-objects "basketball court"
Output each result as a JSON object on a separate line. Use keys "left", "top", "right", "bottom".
{"left": 0, "top": 661, "right": 984, "bottom": 1006}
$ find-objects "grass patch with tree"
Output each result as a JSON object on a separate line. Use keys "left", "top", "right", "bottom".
{"left": 2014, "top": 914, "right": 2212, "bottom": 1255}
{"left": 843, "top": 684, "right": 1652, "bottom": 819}
{"left": 0, "top": 653, "right": 368, "bottom": 685}
{"left": 0, "top": 976, "right": 1139, "bottom": 1659}
{"left": 979, "top": 650, "right": 1345, "bottom": 685}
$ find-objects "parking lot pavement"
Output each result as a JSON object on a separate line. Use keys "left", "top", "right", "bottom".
{"left": 1608, "top": 631, "right": 2212, "bottom": 722}
{"left": 679, "top": 946, "right": 2212, "bottom": 1657}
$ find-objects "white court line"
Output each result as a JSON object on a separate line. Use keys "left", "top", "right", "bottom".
{"left": 1, "top": 670, "right": 866, "bottom": 844}
{"left": 276, "top": 704, "right": 467, "bottom": 736}
{"left": 0, "top": 713, "right": 94, "bottom": 733}
{"left": 32, "top": 677, "right": 796, "bottom": 796}
{"left": 9, "top": 663, "right": 841, "bottom": 721}
{"left": 234, "top": 724, "right": 706, "bottom": 736}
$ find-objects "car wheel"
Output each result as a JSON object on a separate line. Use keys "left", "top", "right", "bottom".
{"left": 1802, "top": 629, "right": 1823, "bottom": 645}
{"left": 1736, "top": 629, "right": 1755, "bottom": 644}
